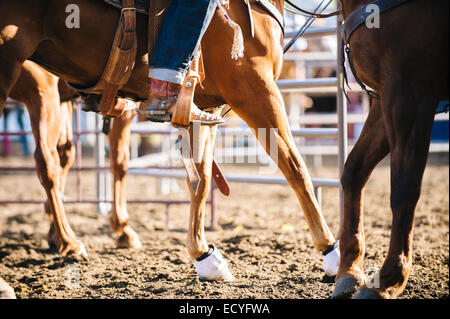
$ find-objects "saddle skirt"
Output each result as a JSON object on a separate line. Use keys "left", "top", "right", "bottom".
{"left": 68, "top": 0, "right": 174, "bottom": 116}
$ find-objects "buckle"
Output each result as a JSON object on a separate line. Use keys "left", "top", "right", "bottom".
{"left": 121, "top": 7, "right": 136, "bottom": 15}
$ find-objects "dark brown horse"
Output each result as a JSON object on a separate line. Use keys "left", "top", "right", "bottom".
{"left": 333, "top": 0, "right": 449, "bottom": 298}
{"left": 0, "top": 0, "right": 339, "bottom": 281}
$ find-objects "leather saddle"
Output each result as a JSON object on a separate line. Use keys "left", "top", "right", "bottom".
{"left": 76, "top": 0, "right": 230, "bottom": 197}
{"left": 72, "top": 0, "right": 174, "bottom": 118}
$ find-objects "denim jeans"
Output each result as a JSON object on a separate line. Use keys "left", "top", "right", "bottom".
{"left": 149, "top": 0, "right": 217, "bottom": 85}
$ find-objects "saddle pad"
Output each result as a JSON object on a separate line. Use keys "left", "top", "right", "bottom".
{"left": 104, "top": 0, "right": 149, "bottom": 14}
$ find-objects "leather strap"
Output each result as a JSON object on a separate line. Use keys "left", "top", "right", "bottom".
{"left": 343, "top": 0, "right": 412, "bottom": 44}
{"left": 98, "top": 0, "right": 137, "bottom": 117}
{"left": 212, "top": 160, "right": 230, "bottom": 196}
{"left": 255, "top": 0, "right": 284, "bottom": 33}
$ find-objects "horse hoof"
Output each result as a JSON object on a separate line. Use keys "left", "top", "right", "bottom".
{"left": 332, "top": 275, "right": 363, "bottom": 299}
{"left": 116, "top": 226, "right": 142, "bottom": 249}
{"left": 0, "top": 278, "right": 16, "bottom": 299}
{"left": 195, "top": 245, "right": 234, "bottom": 282}
{"left": 61, "top": 240, "right": 88, "bottom": 259}
{"left": 353, "top": 288, "right": 384, "bottom": 299}
{"left": 322, "top": 242, "right": 340, "bottom": 277}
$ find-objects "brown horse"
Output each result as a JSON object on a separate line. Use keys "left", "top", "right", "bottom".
{"left": 0, "top": 0, "right": 339, "bottom": 280}
{"left": 333, "top": 0, "right": 449, "bottom": 298}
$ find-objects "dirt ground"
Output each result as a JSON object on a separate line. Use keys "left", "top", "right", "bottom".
{"left": 0, "top": 156, "right": 448, "bottom": 299}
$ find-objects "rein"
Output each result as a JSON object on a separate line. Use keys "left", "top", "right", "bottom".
{"left": 283, "top": 0, "right": 334, "bottom": 53}
{"left": 285, "top": 0, "right": 341, "bottom": 18}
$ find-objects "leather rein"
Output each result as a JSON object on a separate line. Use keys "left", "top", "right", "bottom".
{"left": 285, "top": 0, "right": 341, "bottom": 18}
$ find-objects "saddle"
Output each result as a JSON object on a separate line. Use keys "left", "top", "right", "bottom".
{"left": 75, "top": 0, "right": 230, "bottom": 196}
{"left": 70, "top": 0, "right": 172, "bottom": 118}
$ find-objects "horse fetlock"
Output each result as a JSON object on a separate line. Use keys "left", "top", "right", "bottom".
{"left": 195, "top": 245, "right": 234, "bottom": 282}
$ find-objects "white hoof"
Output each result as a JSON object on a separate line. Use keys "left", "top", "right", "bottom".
{"left": 0, "top": 278, "right": 16, "bottom": 299}
{"left": 195, "top": 245, "right": 234, "bottom": 282}
{"left": 322, "top": 241, "right": 340, "bottom": 277}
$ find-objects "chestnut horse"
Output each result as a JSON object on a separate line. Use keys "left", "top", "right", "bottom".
{"left": 0, "top": 61, "right": 141, "bottom": 298}
{"left": 0, "top": 0, "right": 339, "bottom": 281}
{"left": 333, "top": 0, "right": 449, "bottom": 298}
{"left": 5, "top": 61, "right": 141, "bottom": 253}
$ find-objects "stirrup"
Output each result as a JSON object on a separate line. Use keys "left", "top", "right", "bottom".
{"left": 137, "top": 96, "right": 178, "bottom": 123}
{"left": 190, "top": 106, "right": 224, "bottom": 126}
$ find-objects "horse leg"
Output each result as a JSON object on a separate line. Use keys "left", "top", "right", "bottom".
{"left": 224, "top": 77, "right": 338, "bottom": 270}
{"left": 26, "top": 80, "right": 87, "bottom": 257}
{"left": 185, "top": 122, "right": 234, "bottom": 281}
{"left": 332, "top": 99, "right": 390, "bottom": 298}
{"left": 108, "top": 110, "right": 142, "bottom": 248}
{"left": 46, "top": 100, "right": 76, "bottom": 247}
{"left": 353, "top": 84, "right": 437, "bottom": 299}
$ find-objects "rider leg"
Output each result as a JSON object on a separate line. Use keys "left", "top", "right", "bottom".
{"left": 142, "top": 0, "right": 222, "bottom": 124}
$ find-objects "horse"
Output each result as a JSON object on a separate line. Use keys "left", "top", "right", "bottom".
{"left": 6, "top": 60, "right": 143, "bottom": 254}
{"left": 0, "top": 0, "right": 339, "bottom": 281}
{"left": 333, "top": 0, "right": 449, "bottom": 298}
{"left": 0, "top": 60, "right": 141, "bottom": 298}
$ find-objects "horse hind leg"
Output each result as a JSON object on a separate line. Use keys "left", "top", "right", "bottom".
{"left": 25, "top": 72, "right": 87, "bottom": 257}
{"left": 46, "top": 100, "right": 77, "bottom": 247}
{"left": 332, "top": 99, "right": 389, "bottom": 298}
{"left": 108, "top": 109, "right": 142, "bottom": 248}
{"left": 353, "top": 83, "right": 437, "bottom": 299}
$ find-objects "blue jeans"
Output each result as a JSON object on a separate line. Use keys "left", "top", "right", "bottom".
{"left": 149, "top": 0, "right": 217, "bottom": 85}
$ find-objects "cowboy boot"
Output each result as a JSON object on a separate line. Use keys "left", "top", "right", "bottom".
{"left": 139, "top": 78, "right": 224, "bottom": 125}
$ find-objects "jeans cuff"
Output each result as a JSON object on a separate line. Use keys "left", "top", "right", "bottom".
{"left": 148, "top": 68, "right": 186, "bottom": 85}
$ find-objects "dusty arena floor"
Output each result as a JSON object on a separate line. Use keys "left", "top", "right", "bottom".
{"left": 0, "top": 157, "right": 448, "bottom": 299}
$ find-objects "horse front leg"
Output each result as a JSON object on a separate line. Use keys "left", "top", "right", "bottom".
{"left": 353, "top": 83, "right": 437, "bottom": 299}
{"left": 185, "top": 122, "right": 234, "bottom": 281}
{"left": 332, "top": 99, "right": 389, "bottom": 298}
{"left": 108, "top": 109, "right": 142, "bottom": 248}
{"left": 225, "top": 77, "right": 339, "bottom": 275}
